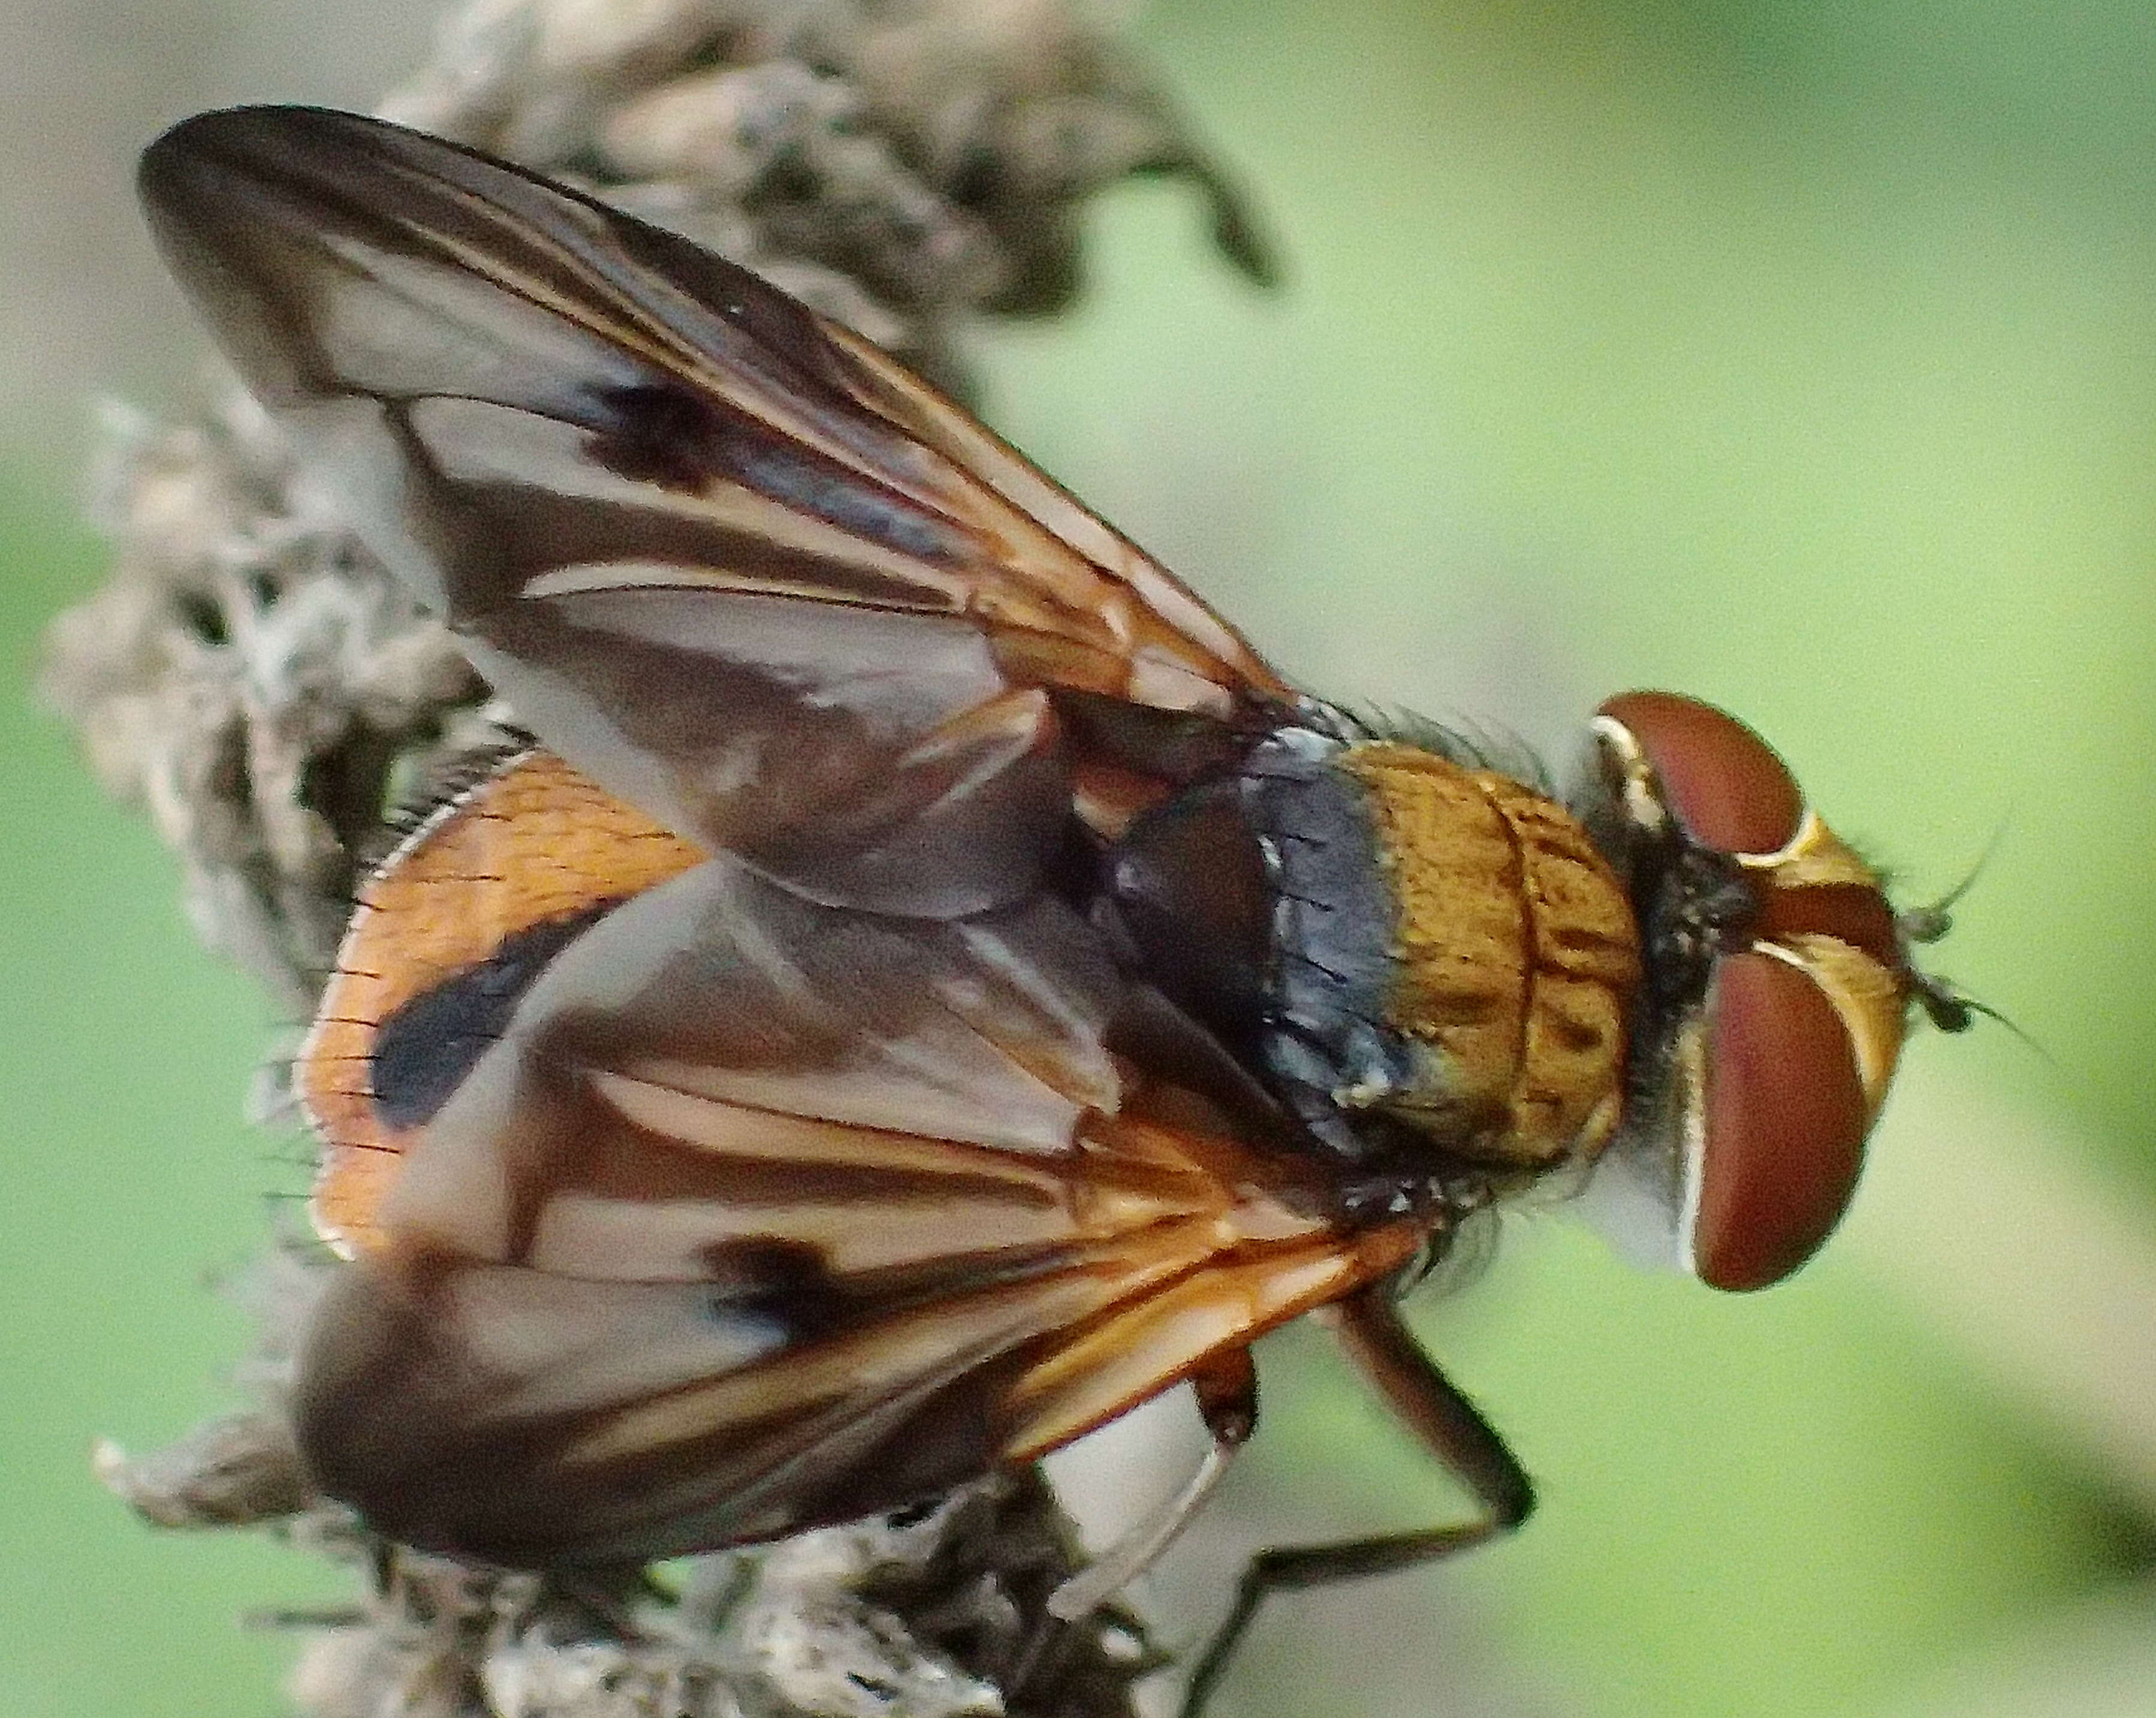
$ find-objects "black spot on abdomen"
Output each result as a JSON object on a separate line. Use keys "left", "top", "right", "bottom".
{"left": 369, "top": 903, "right": 616, "bottom": 1129}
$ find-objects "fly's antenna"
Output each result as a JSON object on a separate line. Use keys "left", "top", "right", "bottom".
{"left": 1895, "top": 817, "right": 2044, "bottom": 1054}
{"left": 1908, "top": 972, "right": 2049, "bottom": 1062}
{"left": 1895, "top": 815, "right": 2009, "bottom": 949}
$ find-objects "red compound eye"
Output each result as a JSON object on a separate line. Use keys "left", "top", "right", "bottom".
{"left": 1596, "top": 691, "right": 1890, "bottom": 1290}
{"left": 1691, "top": 950, "right": 1870, "bottom": 1291}
{"left": 1756, "top": 881, "right": 1901, "bottom": 969}
{"left": 1598, "top": 691, "right": 1802, "bottom": 857}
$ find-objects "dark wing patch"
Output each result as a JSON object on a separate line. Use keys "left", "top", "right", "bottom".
{"left": 139, "top": 106, "right": 1293, "bottom": 912}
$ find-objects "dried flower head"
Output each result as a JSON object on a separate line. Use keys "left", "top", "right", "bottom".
{"left": 57, "top": 2, "right": 1272, "bottom": 1713}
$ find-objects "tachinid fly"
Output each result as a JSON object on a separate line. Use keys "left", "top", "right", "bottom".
{"left": 137, "top": 104, "right": 1966, "bottom": 1714}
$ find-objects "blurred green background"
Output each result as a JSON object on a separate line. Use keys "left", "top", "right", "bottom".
{"left": 4, "top": 2, "right": 2154, "bottom": 1716}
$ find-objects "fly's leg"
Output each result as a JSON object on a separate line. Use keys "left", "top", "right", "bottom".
{"left": 1015, "top": 1348, "right": 1261, "bottom": 1697}
{"left": 1178, "top": 1288, "right": 1532, "bottom": 1718}
{"left": 1049, "top": 1346, "right": 1259, "bottom": 1622}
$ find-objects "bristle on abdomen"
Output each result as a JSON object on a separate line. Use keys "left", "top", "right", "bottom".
{"left": 299, "top": 752, "right": 705, "bottom": 1254}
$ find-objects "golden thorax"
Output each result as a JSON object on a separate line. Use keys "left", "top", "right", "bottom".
{"left": 1340, "top": 743, "right": 1641, "bottom": 1167}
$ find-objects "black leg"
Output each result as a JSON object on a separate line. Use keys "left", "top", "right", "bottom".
{"left": 1178, "top": 1289, "right": 1532, "bottom": 1718}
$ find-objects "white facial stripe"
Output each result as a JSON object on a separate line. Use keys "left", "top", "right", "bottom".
{"left": 1589, "top": 714, "right": 1670, "bottom": 837}
{"left": 1672, "top": 1018, "right": 1710, "bottom": 1280}
{"left": 1731, "top": 807, "right": 1882, "bottom": 888}
{"left": 1751, "top": 932, "right": 1906, "bottom": 1112}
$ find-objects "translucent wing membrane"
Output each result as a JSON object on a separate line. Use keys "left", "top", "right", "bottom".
{"left": 297, "top": 762, "right": 1418, "bottom": 1564}
{"left": 139, "top": 106, "right": 1290, "bottom": 914}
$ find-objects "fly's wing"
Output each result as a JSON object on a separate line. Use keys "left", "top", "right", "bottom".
{"left": 295, "top": 758, "right": 1418, "bottom": 1567}
{"left": 138, "top": 105, "right": 1292, "bottom": 915}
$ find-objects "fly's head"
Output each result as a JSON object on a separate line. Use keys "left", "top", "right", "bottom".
{"left": 1575, "top": 691, "right": 1970, "bottom": 1291}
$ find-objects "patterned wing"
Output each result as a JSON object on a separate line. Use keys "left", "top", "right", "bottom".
{"left": 296, "top": 757, "right": 1417, "bottom": 1566}
{"left": 138, "top": 105, "right": 1293, "bottom": 915}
